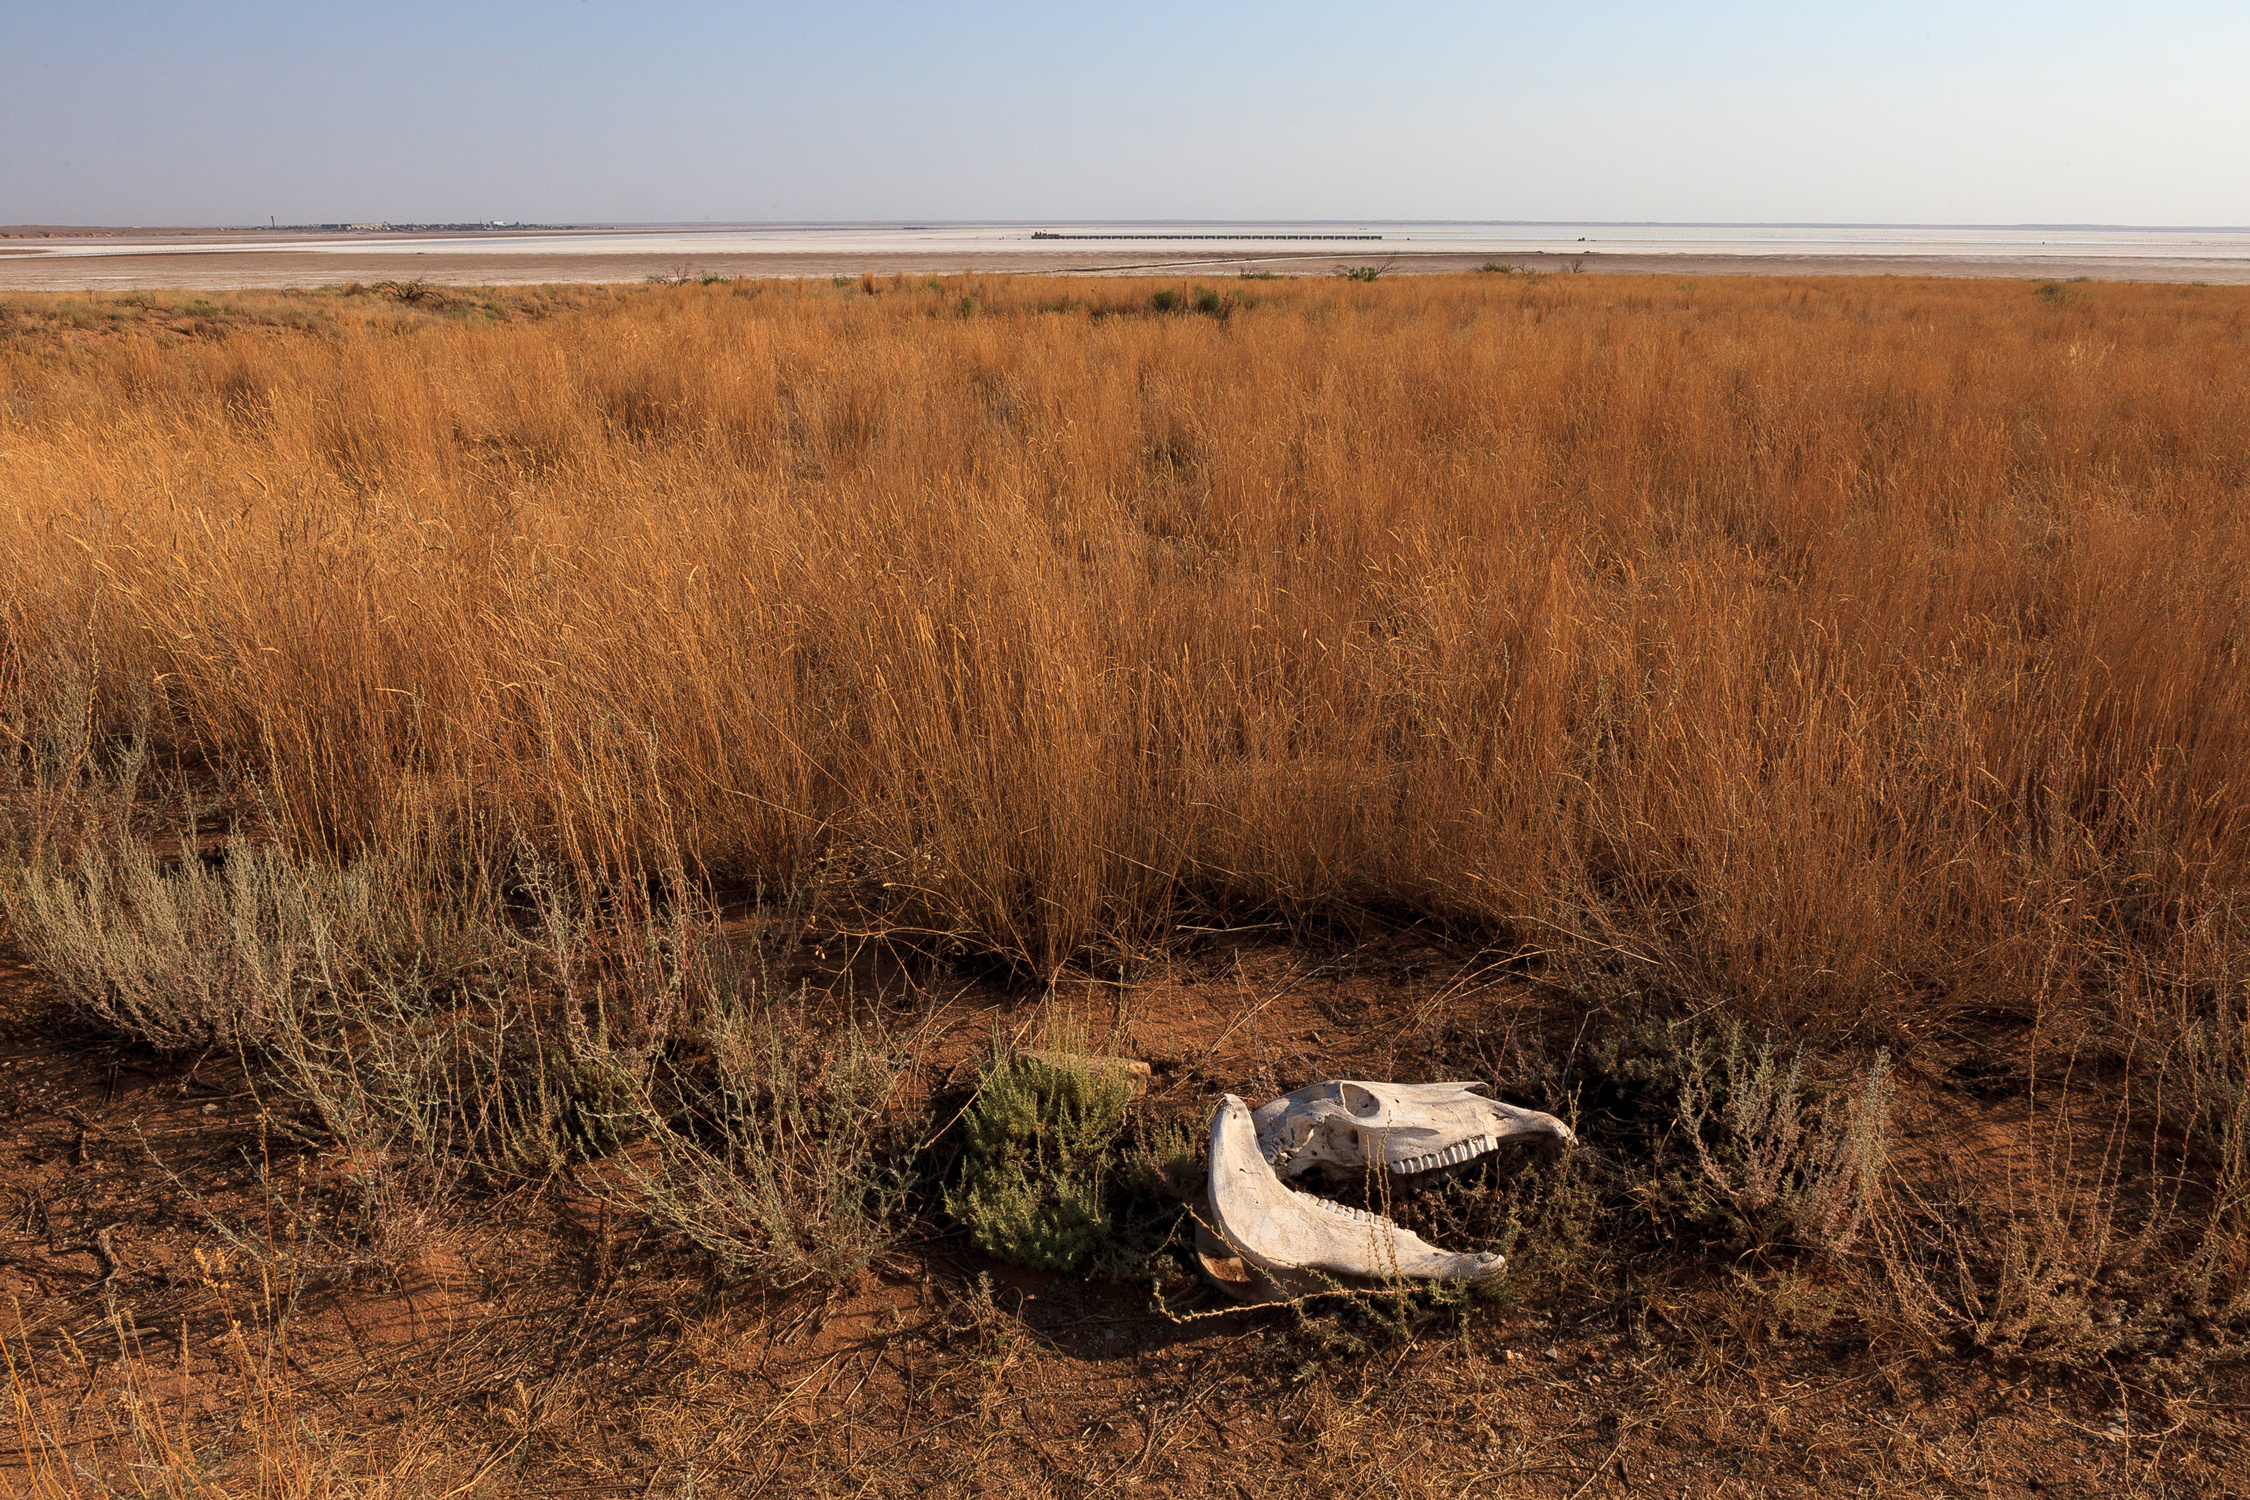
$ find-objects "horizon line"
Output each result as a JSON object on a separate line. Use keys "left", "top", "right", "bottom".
{"left": 14, "top": 218, "right": 2250, "bottom": 236}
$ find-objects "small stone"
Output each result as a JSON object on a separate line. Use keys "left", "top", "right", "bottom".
{"left": 202, "top": 1103, "right": 218, "bottom": 1115}
{"left": 1542, "top": 1346, "right": 1562, "bottom": 1362}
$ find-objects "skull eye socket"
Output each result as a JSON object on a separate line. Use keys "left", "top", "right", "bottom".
{"left": 1339, "top": 1083, "right": 1381, "bottom": 1119}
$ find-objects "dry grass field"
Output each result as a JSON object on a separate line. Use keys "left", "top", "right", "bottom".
{"left": 2, "top": 271, "right": 2248, "bottom": 1495}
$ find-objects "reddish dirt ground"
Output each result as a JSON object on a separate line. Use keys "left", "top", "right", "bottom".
{"left": 4, "top": 935, "right": 2247, "bottom": 1496}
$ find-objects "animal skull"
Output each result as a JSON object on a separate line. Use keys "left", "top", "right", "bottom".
{"left": 1199, "top": 1082, "right": 1571, "bottom": 1303}
{"left": 1252, "top": 1080, "right": 1573, "bottom": 1180}
{"left": 1203, "top": 1095, "right": 1504, "bottom": 1297}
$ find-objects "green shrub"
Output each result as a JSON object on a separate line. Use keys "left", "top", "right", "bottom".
{"left": 945, "top": 1044, "right": 1197, "bottom": 1276}
{"left": 948, "top": 1049, "right": 1129, "bottom": 1271}
{"left": 1150, "top": 288, "right": 1182, "bottom": 314}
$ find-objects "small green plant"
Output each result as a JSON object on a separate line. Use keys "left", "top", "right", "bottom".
{"left": 1150, "top": 288, "right": 1183, "bottom": 313}
{"left": 947, "top": 1046, "right": 1131, "bottom": 1271}
{"left": 1237, "top": 269, "right": 1278, "bottom": 280}
{"left": 1113, "top": 1116, "right": 1204, "bottom": 1203}
{"left": 945, "top": 1039, "right": 1197, "bottom": 1277}
{"left": 1340, "top": 265, "right": 1382, "bottom": 282}
{"left": 1191, "top": 286, "right": 1224, "bottom": 315}
{"left": 1477, "top": 261, "right": 1521, "bottom": 275}
{"left": 957, "top": 295, "right": 978, "bottom": 317}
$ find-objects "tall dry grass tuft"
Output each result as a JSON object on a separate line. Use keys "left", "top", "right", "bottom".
{"left": 2, "top": 274, "right": 2245, "bottom": 1032}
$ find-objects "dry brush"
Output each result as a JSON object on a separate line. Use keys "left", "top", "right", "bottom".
{"left": 2, "top": 272, "right": 2245, "bottom": 1035}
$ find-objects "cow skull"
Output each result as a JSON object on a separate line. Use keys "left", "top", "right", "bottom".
{"left": 1252, "top": 1080, "right": 1572, "bottom": 1181}
{"left": 1199, "top": 1082, "right": 1572, "bottom": 1303}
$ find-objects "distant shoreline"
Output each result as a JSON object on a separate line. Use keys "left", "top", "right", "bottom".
{"left": 3, "top": 222, "right": 2246, "bottom": 290}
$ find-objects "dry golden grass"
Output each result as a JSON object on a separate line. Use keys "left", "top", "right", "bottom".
{"left": 2, "top": 272, "right": 2246, "bottom": 1043}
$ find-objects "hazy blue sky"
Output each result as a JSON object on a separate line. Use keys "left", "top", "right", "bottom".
{"left": 5, "top": 1, "right": 2245, "bottom": 226}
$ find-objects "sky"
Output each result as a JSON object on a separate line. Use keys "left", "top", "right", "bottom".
{"left": 4, "top": 0, "right": 2246, "bottom": 227}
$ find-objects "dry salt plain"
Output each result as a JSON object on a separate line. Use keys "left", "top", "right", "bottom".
{"left": 4, "top": 219, "right": 2249, "bottom": 288}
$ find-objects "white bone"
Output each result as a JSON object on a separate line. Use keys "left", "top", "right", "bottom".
{"left": 1204, "top": 1094, "right": 1504, "bottom": 1294}
{"left": 1251, "top": 1079, "right": 1571, "bottom": 1180}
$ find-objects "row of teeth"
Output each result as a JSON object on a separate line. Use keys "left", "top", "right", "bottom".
{"left": 1287, "top": 1185, "right": 1398, "bottom": 1228}
{"left": 1387, "top": 1135, "right": 1495, "bottom": 1176}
